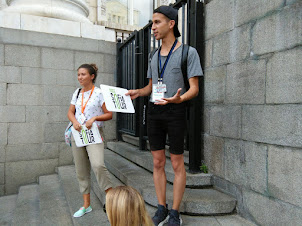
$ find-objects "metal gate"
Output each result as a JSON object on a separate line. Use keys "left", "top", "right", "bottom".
{"left": 116, "top": 0, "right": 204, "bottom": 173}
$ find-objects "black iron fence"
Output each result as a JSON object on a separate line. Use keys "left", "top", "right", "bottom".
{"left": 116, "top": 0, "right": 204, "bottom": 173}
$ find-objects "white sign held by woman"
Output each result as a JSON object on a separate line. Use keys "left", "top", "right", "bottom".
{"left": 100, "top": 84, "right": 135, "bottom": 113}
{"left": 71, "top": 123, "right": 103, "bottom": 147}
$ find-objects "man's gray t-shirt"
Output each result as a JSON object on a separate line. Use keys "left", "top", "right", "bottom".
{"left": 147, "top": 44, "right": 203, "bottom": 101}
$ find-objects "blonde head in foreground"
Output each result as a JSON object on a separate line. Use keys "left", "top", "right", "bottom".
{"left": 106, "top": 186, "right": 153, "bottom": 226}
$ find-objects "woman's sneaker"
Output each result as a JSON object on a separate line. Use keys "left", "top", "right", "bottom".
{"left": 73, "top": 206, "right": 92, "bottom": 218}
{"left": 167, "top": 209, "right": 183, "bottom": 226}
{"left": 152, "top": 204, "right": 169, "bottom": 226}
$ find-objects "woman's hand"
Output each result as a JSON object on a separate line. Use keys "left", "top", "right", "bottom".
{"left": 74, "top": 122, "right": 82, "bottom": 132}
{"left": 85, "top": 117, "right": 96, "bottom": 129}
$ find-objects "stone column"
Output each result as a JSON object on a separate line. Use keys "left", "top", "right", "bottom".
{"left": 0, "top": 0, "right": 8, "bottom": 10}
{"left": 4, "top": 0, "right": 92, "bottom": 23}
{"left": 157, "top": 0, "right": 171, "bottom": 7}
{"left": 97, "top": 0, "right": 106, "bottom": 24}
{"left": 128, "top": 0, "right": 133, "bottom": 26}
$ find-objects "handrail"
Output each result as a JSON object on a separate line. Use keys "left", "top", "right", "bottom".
{"left": 118, "top": 30, "right": 138, "bottom": 50}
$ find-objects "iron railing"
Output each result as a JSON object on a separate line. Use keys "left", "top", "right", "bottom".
{"left": 116, "top": 32, "right": 139, "bottom": 137}
{"left": 116, "top": 0, "right": 204, "bottom": 173}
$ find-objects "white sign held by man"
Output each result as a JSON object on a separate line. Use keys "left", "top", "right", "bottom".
{"left": 71, "top": 123, "right": 103, "bottom": 147}
{"left": 100, "top": 84, "right": 135, "bottom": 113}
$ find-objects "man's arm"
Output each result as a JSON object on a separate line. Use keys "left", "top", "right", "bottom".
{"left": 125, "top": 79, "right": 153, "bottom": 100}
{"left": 179, "top": 76, "right": 199, "bottom": 102}
{"left": 155, "top": 76, "right": 199, "bottom": 105}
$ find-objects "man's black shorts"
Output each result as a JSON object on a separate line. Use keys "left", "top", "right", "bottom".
{"left": 147, "top": 102, "right": 186, "bottom": 155}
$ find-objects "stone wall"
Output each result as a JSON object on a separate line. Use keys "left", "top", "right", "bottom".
{"left": 203, "top": 0, "right": 302, "bottom": 225}
{"left": 0, "top": 28, "right": 117, "bottom": 195}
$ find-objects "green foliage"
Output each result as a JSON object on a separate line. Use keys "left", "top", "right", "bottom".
{"left": 200, "top": 163, "right": 208, "bottom": 174}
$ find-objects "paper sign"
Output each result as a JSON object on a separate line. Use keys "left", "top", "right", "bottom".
{"left": 71, "top": 123, "right": 103, "bottom": 147}
{"left": 100, "top": 84, "right": 135, "bottom": 113}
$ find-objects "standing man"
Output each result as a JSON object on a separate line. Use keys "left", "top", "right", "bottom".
{"left": 126, "top": 5, "right": 203, "bottom": 226}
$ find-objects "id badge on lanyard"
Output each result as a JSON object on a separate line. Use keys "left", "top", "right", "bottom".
{"left": 78, "top": 113, "right": 86, "bottom": 125}
{"left": 152, "top": 83, "right": 166, "bottom": 102}
{"left": 154, "top": 39, "right": 177, "bottom": 102}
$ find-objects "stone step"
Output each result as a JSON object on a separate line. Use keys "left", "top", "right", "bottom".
{"left": 122, "top": 134, "right": 143, "bottom": 148}
{"left": 0, "top": 194, "right": 17, "bottom": 226}
{"left": 57, "top": 165, "right": 122, "bottom": 222}
{"left": 57, "top": 165, "right": 110, "bottom": 226}
{"left": 122, "top": 134, "right": 190, "bottom": 166}
{"left": 146, "top": 203, "right": 256, "bottom": 226}
{"left": 0, "top": 164, "right": 254, "bottom": 226}
{"left": 107, "top": 141, "right": 212, "bottom": 187}
{"left": 39, "top": 174, "right": 73, "bottom": 226}
{"left": 104, "top": 149, "right": 236, "bottom": 215}
{"left": 11, "top": 184, "right": 40, "bottom": 226}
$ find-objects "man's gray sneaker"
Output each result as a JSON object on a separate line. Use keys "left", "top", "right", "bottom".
{"left": 167, "top": 209, "right": 183, "bottom": 226}
{"left": 152, "top": 204, "right": 169, "bottom": 226}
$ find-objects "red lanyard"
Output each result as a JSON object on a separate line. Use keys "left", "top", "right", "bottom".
{"left": 81, "top": 85, "right": 95, "bottom": 114}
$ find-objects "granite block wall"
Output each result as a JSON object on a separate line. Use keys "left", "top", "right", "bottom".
{"left": 0, "top": 28, "right": 117, "bottom": 195}
{"left": 204, "top": 0, "right": 302, "bottom": 225}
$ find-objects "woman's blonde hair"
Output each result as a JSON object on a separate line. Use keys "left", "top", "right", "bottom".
{"left": 106, "top": 186, "right": 153, "bottom": 226}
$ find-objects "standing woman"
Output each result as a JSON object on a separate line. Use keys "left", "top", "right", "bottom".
{"left": 67, "top": 63, "right": 113, "bottom": 218}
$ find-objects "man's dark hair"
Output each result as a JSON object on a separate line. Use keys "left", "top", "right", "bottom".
{"left": 154, "top": 5, "right": 181, "bottom": 37}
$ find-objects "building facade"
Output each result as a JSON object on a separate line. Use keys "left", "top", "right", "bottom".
{"left": 3, "top": 0, "right": 300, "bottom": 225}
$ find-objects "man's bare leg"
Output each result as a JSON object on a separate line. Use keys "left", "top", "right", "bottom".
{"left": 170, "top": 153, "right": 186, "bottom": 211}
{"left": 152, "top": 149, "right": 167, "bottom": 206}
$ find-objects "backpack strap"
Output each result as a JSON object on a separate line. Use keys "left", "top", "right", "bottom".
{"left": 181, "top": 44, "right": 189, "bottom": 91}
{"left": 149, "top": 48, "right": 158, "bottom": 62}
{"left": 76, "top": 88, "right": 82, "bottom": 99}
{"left": 75, "top": 88, "right": 82, "bottom": 114}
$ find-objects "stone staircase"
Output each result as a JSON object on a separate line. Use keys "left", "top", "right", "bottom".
{"left": 0, "top": 137, "right": 256, "bottom": 226}
{"left": 103, "top": 141, "right": 236, "bottom": 215}
{"left": 1, "top": 165, "right": 111, "bottom": 226}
